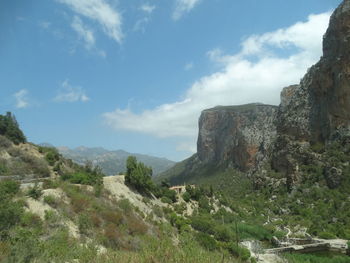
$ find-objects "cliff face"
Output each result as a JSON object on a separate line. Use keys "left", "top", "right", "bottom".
{"left": 163, "top": 0, "right": 350, "bottom": 190}
{"left": 276, "top": 0, "right": 350, "bottom": 143}
{"left": 197, "top": 104, "right": 277, "bottom": 172}
{"left": 271, "top": 0, "right": 350, "bottom": 188}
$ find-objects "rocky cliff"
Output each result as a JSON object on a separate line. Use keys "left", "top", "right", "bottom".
{"left": 270, "top": 0, "right": 350, "bottom": 189}
{"left": 197, "top": 104, "right": 277, "bottom": 172}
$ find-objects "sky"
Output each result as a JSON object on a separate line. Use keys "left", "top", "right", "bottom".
{"left": 0, "top": 0, "right": 342, "bottom": 161}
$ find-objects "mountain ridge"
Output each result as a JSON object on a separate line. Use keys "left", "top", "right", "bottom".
{"left": 56, "top": 145, "right": 175, "bottom": 176}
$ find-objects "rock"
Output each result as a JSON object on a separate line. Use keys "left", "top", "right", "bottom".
{"left": 197, "top": 103, "right": 277, "bottom": 171}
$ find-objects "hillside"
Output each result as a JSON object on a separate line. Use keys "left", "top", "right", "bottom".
{"left": 57, "top": 146, "right": 175, "bottom": 176}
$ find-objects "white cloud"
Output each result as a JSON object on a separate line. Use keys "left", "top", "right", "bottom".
{"left": 14, "top": 89, "right": 30, "bottom": 109}
{"left": 57, "top": 0, "right": 123, "bottom": 44}
{"left": 184, "top": 62, "right": 194, "bottom": 71}
{"left": 103, "top": 12, "right": 331, "bottom": 153}
{"left": 71, "top": 16, "right": 95, "bottom": 49}
{"left": 55, "top": 80, "right": 90, "bottom": 103}
{"left": 140, "top": 3, "right": 156, "bottom": 14}
{"left": 133, "top": 17, "right": 150, "bottom": 33}
{"left": 173, "top": 0, "right": 201, "bottom": 20}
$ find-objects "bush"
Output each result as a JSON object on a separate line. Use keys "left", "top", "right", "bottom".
{"left": 182, "top": 191, "right": 191, "bottom": 202}
{"left": 43, "top": 195, "right": 59, "bottom": 208}
{"left": 198, "top": 196, "right": 212, "bottom": 213}
{"left": 0, "top": 135, "right": 12, "bottom": 148}
{"left": 169, "top": 212, "right": 190, "bottom": 232}
{"left": 228, "top": 244, "right": 251, "bottom": 261}
{"left": 161, "top": 196, "right": 173, "bottom": 204}
{"left": 27, "top": 184, "right": 42, "bottom": 199}
{"left": 78, "top": 213, "right": 93, "bottom": 234}
{"left": 21, "top": 212, "right": 42, "bottom": 228}
{"left": 214, "top": 225, "right": 235, "bottom": 242}
{"left": 195, "top": 232, "right": 218, "bottom": 251}
{"left": 0, "top": 200, "right": 24, "bottom": 235}
{"left": 237, "top": 223, "right": 273, "bottom": 241}
{"left": 190, "top": 216, "right": 215, "bottom": 235}
{"left": 318, "top": 231, "right": 337, "bottom": 239}
{"left": 44, "top": 148, "right": 60, "bottom": 166}
{"left": 0, "top": 180, "right": 20, "bottom": 199}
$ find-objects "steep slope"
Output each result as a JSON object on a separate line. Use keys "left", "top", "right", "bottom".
{"left": 57, "top": 146, "right": 175, "bottom": 176}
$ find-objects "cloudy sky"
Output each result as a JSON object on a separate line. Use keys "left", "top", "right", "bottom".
{"left": 0, "top": 0, "right": 341, "bottom": 161}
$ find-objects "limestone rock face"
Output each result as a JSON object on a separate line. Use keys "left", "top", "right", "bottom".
{"left": 197, "top": 104, "right": 277, "bottom": 171}
{"left": 277, "top": 0, "right": 350, "bottom": 143}
{"left": 271, "top": 0, "right": 350, "bottom": 187}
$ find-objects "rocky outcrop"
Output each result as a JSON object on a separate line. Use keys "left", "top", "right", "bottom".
{"left": 271, "top": 0, "right": 350, "bottom": 188}
{"left": 197, "top": 104, "right": 277, "bottom": 171}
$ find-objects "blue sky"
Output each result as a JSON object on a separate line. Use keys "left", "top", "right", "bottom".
{"left": 0, "top": 0, "right": 342, "bottom": 161}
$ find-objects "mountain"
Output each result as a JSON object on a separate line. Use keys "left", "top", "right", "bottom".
{"left": 162, "top": 0, "right": 350, "bottom": 190}
{"left": 57, "top": 146, "right": 175, "bottom": 176}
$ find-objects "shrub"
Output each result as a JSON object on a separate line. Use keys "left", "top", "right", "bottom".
{"left": 44, "top": 210, "right": 59, "bottom": 225}
{"left": 237, "top": 223, "right": 273, "bottom": 241}
{"left": 42, "top": 179, "right": 59, "bottom": 189}
{"left": 228, "top": 244, "right": 251, "bottom": 261}
{"left": 174, "top": 203, "right": 186, "bottom": 214}
{"left": 43, "top": 195, "right": 59, "bottom": 208}
{"left": 0, "top": 200, "right": 23, "bottom": 234}
{"left": 214, "top": 225, "right": 235, "bottom": 242}
{"left": 0, "top": 179, "right": 20, "bottom": 199}
{"left": 169, "top": 212, "right": 190, "bottom": 232}
{"left": 27, "top": 184, "right": 42, "bottom": 199}
{"left": 78, "top": 213, "right": 93, "bottom": 234}
{"left": 127, "top": 215, "right": 148, "bottom": 235}
{"left": 117, "top": 198, "right": 133, "bottom": 214}
{"left": 190, "top": 216, "right": 215, "bottom": 235}
{"left": 161, "top": 196, "right": 173, "bottom": 204}
{"left": 318, "top": 231, "right": 337, "bottom": 239}
{"left": 0, "top": 161, "right": 8, "bottom": 175}
{"left": 0, "top": 135, "right": 12, "bottom": 148}
{"left": 101, "top": 210, "right": 123, "bottom": 225}
{"left": 198, "top": 196, "right": 212, "bottom": 213}
{"left": 44, "top": 149, "right": 60, "bottom": 166}
{"left": 21, "top": 212, "right": 42, "bottom": 228}
{"left": 195, "top": 232, "right": 218, "bottom": 251}
{"left": 182, "top": 191, "right": 191, "bottom": 202}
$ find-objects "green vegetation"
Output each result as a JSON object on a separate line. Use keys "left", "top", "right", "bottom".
{"left": 284, "top": 253, "right": 350, "bottom": 263}
{"left": 39, "top": 146, "right": 60, "bottom": 166}
{"left": 0, "top": 112, "right": 26, "bottom": 145}
{"left": 125, "top": 156, "right": 154, "bottom": 193}
{"left": 61, "top": 162, "right": 103, "bottom": 186}
{"left": 27, "top": 183, "right": 43, "bottom": 199}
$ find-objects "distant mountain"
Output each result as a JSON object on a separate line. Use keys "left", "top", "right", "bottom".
{"left": 56, "top": 146, "right": 176, "bottom": 176}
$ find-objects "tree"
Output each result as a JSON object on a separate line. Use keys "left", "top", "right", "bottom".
{"left": 0, "top": 112, "right": 26, "bottom": 144}
{"left": 125, "top": 156, "right": 154, "bottom": 193}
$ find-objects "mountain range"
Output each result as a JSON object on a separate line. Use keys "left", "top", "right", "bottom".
{"left": 56, "top": 146, "right": 175, "bottom": 176}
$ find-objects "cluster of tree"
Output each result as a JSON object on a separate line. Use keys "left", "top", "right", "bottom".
{"left": 125, "top": 156, "right": 179, "bottom": 202}
{"left": 0, "top": 112, "right": 26, "bottom": 145}
{"left": 125, "top": 156, "right": 154, "bottom": 193}
{"left": 61, "top": 161, "right": 104, "bottom": 187}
